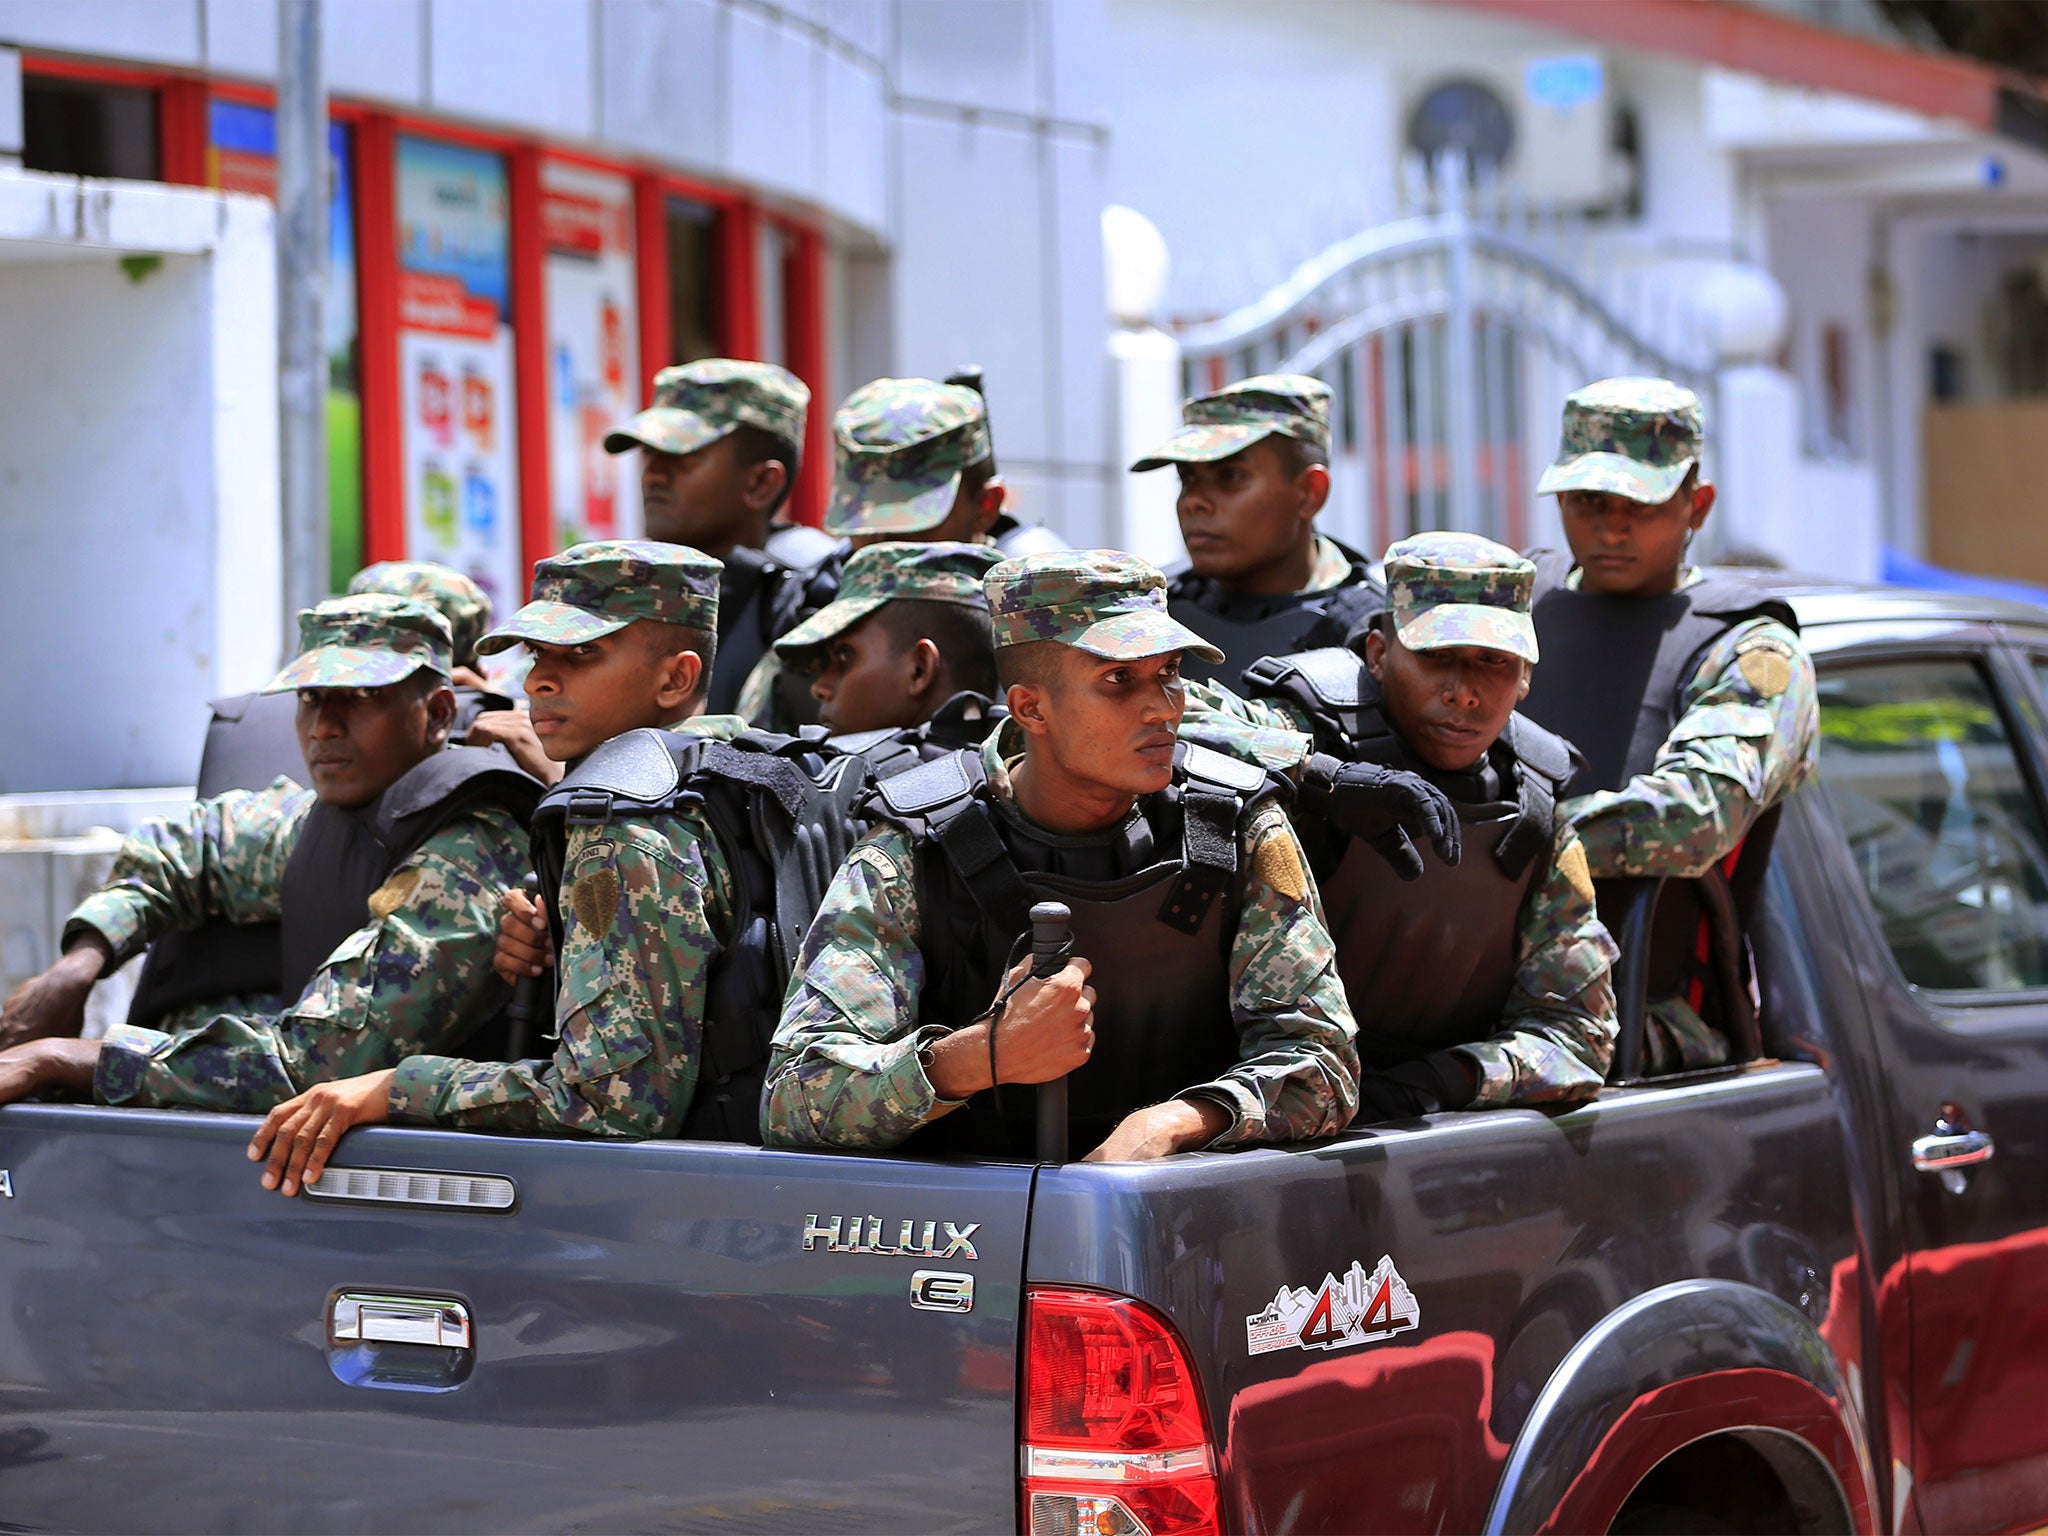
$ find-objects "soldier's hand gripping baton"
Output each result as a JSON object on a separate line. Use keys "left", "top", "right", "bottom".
{"left": 504, "top": 872, "right": 549, "bottom": 1060}
{"left": 1030, "top": 901, "right": 1073, "bottom": 1164}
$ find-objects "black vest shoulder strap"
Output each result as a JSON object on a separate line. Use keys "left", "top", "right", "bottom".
{"left": 1240, "top": 646, "right": 1381, "bottom": 754}
{"left": 764, "top": 522, "right": 848, "bottom": 573}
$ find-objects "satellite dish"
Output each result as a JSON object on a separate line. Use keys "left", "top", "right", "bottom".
{"left": 1406, "top": 79, "right": 1515, "bottom": 173}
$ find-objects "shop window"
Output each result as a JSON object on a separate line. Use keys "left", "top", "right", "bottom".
{"left": 665, "top": 197, "right": 723, "bottom": 367}
{"left": 757, "top": 220, "right": 791, "bottom": 368}
{"left": 22, "top": 76, "right": 158, "bottom": 180}
{"left": 206, "top": 100, "right": 364, "bottom": 588}
{"left": 542, "top": 161, "right": 640, "bottom": 547}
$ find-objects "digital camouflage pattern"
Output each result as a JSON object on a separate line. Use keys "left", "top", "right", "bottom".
{"left": 1177, "top": 681, "right": 1617, "bottom": 1108}
{"left": 348, "top": 561, "right": 493, "bottom": 668}
{"left": 1534, "top": 376, "right": 1704, "bottom": 504}
{"left": 603, "top": 358, "right": 809, "bottom": 458}
{"left": 825, "top": 378, "right": 991, "bottom": 537}
{"left": 1562, "top": 572, "right": 1818, "bottom": 881}
{"left": 387, "top": 800, "right": 735, "bottom": 1136}
{"left": 1385, "top": 532, "right": 1539, "bottom": 662}
{"left": 477, "top": 540, "right": 722, "bottom": 652}
{"left": 69, "top": 778, "right": 530, "bottom": 1112}
{"left": 1130, "top": 372, "right": 1332, "bottom": 470}
{"left": 263, "top": 595, "right": 453, "bottom": 693}
{"left": 761, "top": 721, "right": 1360, "bottom": 1150}
{"left": 773, "top": 541, "right": 1001, "bottom": 661}
{"left": 988, "top": 549, "right": 1223, "bottom": 662}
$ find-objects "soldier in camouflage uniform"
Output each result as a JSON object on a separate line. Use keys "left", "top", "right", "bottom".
{"left": 763, "top": 550, "right": 1361, "bottom": 1162}
{"left": 0, "top": 597, "right": 535, "bottom": 1113}
{"left": 770, "top": 541, "right": 1003, "bottom": 737}
{"left": 1130, "top": 374, "right": 1380, "bottom": 688}
{"left": 603, "top": 360, "right": 838, "bottom": 719}
{"left": 248, "top": 543, "right": 748, "bottom": 1195}
{"left": 1520, "top": 378, "right": 1818, "bottom": 1072}
{"left": 733, "top": 378, "right": 1011, "bottom": 727}
{"left": 1183, "top": 534, "right": 1618, "bottom": 1115}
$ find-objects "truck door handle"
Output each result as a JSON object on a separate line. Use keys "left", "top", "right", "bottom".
{"left": 329, "top": 1292, "right": 472, "bottom": 1349}
{"left": 1912, "top": 1129, "right": 1994, "bottom": 1173}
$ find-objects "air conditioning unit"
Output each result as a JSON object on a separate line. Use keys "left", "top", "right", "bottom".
{"left": 1402, "top": 54, "right": 1635, "bottom": 211}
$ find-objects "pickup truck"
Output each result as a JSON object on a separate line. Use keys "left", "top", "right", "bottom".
{"left": 3, "top": 576, "right": 2047, "bottom": 1536}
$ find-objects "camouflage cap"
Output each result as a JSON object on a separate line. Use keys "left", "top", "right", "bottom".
{"left": 1130, "top": 372, "right": 1332, "bottom": 471}
{"left": 825, "top": 378, "right": 992, "bottom": 537}
{"left": 347, "top": 560, "right": 491, "bottom": 668}
{"left": 603, "top": 359, "right": 810, "bottom": 458}
{"left": 263, "top": 594, "right": 453, "bottom": 693}
{"left": 1535, "top": 376, "right": 1703, "bottom": 504}
{"left": 476, "top": 540, "right": 723, "bottom": 654}
{"left": 987, "top": 549, "right": 1224, "bottom": 663}
{"left": 774, "top": 540, "right": 1002, "bottom": 660}
{"left": 1384, "top": 532, "right": 1538, "bottom": 664}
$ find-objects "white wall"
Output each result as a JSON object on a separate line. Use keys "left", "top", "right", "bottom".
{"left": 0, "top": 171, "right": 280, "bottom": 792}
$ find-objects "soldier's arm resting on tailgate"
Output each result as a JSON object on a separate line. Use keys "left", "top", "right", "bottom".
{"left": 1565, "top": 619, "right": 1818, "bottom": 879}
{"left": 1453, "top": 825, "right": 1619, "bottom": 1109}
{"left": 761, "top": 829, "right": 1095, "bottom": 1152}
{"left": 0, "top": 781, "right": 309, "bottom": 1049}
{"left": 248, "top": 811, "right": 729, "bottom": 1197}
{"left": 1179, "top": 804, "right": 1360, "bottom": 1149}
{"left": 96, "top": 807, "right": 529, "bottom": 1114}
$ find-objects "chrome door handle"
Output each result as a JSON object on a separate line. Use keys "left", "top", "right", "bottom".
{"left": 1912, "top": 1129, "right": 1994, "bottom": 1173}
{"left": 330, "top": 1292, "right": 472, "bottom": 1349}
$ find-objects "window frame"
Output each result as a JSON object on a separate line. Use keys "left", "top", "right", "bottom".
{"left": 1813, "top": 629, "right": 2048, "bottom": 1017}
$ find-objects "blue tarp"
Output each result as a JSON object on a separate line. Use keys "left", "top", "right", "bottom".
{"left": 1882, "top": 546, "right": 2048, "bottom": 611}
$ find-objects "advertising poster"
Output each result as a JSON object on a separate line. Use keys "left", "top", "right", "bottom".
{"left": 543, "top": 161, "right": 641, "bottom": 548}
{"left": 207, "top": 103, "right": 363, "bottom": 589}
{"left": 395, "top": 137, "right": 521, "bottom": 607}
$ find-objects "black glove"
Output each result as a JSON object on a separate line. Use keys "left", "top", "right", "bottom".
{"left": 1353, "top": 1054, "right": 1476, "bottom": 1123}
{"left": 1301, "top": 754, "right": 1461, "bottom": 880}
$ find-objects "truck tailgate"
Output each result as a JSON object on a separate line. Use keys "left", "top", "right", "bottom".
{"left": 0, "top": 1103, "right": 1033, "bottom": 1534}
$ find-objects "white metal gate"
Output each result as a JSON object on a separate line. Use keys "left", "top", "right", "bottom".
{"left": 1172, "top": 158, "right": 1718, "bottom": 556}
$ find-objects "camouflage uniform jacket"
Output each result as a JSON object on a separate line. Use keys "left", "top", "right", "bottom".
{"left": 761, "top": 722, "right": 1361, "bottom": 1151}
{"left": 386, "top": 716, "right": 747, "bottom": 1137}
{"left": 1558, "top": 568, "right": 1819, "bottom": 879}
{"left": 1180, "top": 682, "right": 1619, "bottom": 1107}
{"left": 76, "top": 778, "right": 529, "bottom": 1113}
{"left": 734, "top": 650, "right": 796, "bottom": 732}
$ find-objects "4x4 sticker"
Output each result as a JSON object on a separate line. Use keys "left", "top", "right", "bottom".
{"left": 1246, "top": 1256, "right": 1418, "bottom": 1356}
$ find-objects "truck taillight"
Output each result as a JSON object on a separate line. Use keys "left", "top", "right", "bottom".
{"left": 1021, "top": 1287, "right": 1222, "bottom": 1536}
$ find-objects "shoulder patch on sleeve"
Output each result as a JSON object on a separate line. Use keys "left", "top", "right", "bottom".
{"left": 571, "top": 868, "right": 620, "bottom": 938}
{"left": 1556, "top": 838, "right": 1595, "bottom": 905}
{"left": 366, "top": 867, "right": 422, "bottom": 921}
{"left": 1737, "top": 640, "right": 1794, "bottom": 699}
{"left": 1249, "top": 823, "right": 1307, "bottom": 903}
{"left": 850, "top": 841, "right": 903, "bottom": 883}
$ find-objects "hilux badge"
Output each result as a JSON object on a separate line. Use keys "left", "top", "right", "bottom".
{"left": 802, "top": 1214, "right": 980, "bottom": 1260}
{"left": 1246, "top": 1256, "right": 1418, "bottom": 1356}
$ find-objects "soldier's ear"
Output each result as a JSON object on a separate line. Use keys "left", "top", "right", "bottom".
{"left": 907, "top": 637, "right": 942, "bottom": 696}
{"left": 424, "top": 683, "right": 458, "bottom": 743}
{"left": 1363, "top": 626, "right": 1387, "bottom": 680}
{"left": 1006, "top": 680, "right": 1051, "bottom": 736}
{"left": 1297, "top": 462, "right": 1331, "bottom": 519}
{"left": 1518, "top": 664, "right": 1532, "bottom": 701}
{"left": 655, "top": 649, "right": 704, "bottom": 712}
{"left": 1688, "top": 479, "right": 1716, "bottom": 529}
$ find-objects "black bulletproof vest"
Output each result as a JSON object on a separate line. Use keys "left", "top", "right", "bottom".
{"left": 1520, "top": 551, "right": 1798, "bottom": 796}
{"left": 1165, "top": 539, "right": 1384, "bottom": 689}
{"left": 1518, "top": 553, "right": 1798, "bottom": 1048}
{"left": 871, "top": 743, "right": 1275, "bottom": 1157}
{"left": 1241, "top": 647, "right": 1577, "bottom": 1064}
{"left": 712, "top": 541, "right": 843, "bottom": 723}
{"left": 194, "top": 686, "right": 512, "bottom": 801}
{"left": 823, "top": 692, "right": 1004, "bottom": 782}
{"left": 126, "top": 746, "right": 541, "bottom": 1030}
{"left": 529, "top": 728, "right": 873, "bottom": 1143}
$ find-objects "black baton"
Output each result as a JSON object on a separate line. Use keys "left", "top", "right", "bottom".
{"left": 503, "top": 872, "right": 550, "bottom": 1060}
{"left": 1030, "top": 901, "right": 1072, "bottom": 1164}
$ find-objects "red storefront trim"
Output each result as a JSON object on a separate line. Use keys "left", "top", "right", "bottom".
{"left": 720, "top": 198, "right": 762, "bottom": 360}
{"left": 157, "top": 77, "right": 208, "bottom": 185}
{"left": 353, "top": 114, "right": 405, "bottom": 564}
{"left": 783, "top": 222, "right": 828, "bottom": 528}
{"left": 508, "top": 142, "right": 550, "bottom": 585}
{"left": 633, "top": 175, "right": 672, "bottom": 408}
